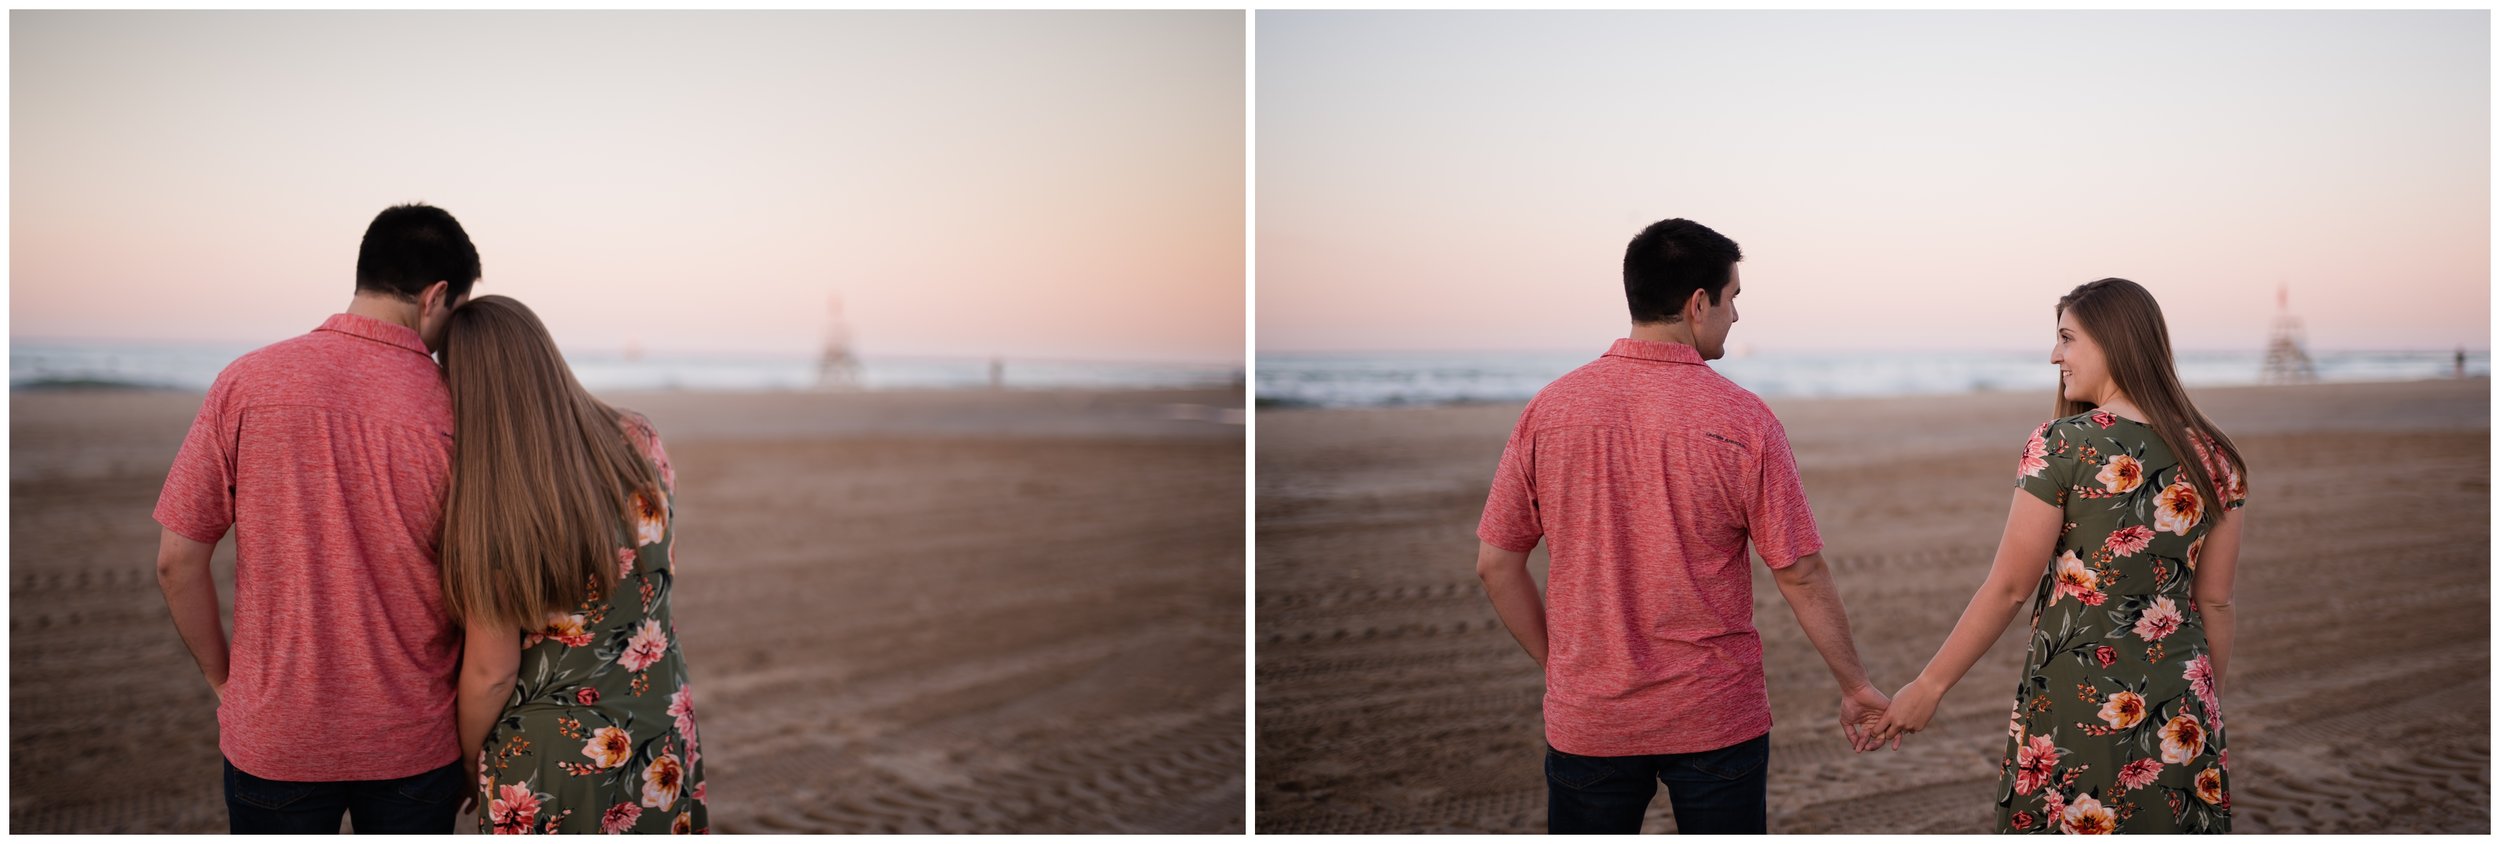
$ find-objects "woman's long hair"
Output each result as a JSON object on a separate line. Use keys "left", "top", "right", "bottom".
{"left": 439, "top": 295, "right": 661, "bottom": 632}
{"left": 2055, "top": 278, "right": 2248, "bottom": 511}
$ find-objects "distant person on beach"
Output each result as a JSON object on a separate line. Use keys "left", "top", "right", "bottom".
{"left": 1473, "top": 218, "right": 1891, "bottom": 834}
{"left": 1866, "top": 278, "right": 2246, "bottom": 833}
{"left": 153, "top": 204, "right": 478, "bottom": 833}
{"left": 438, "top": 296, "right": 709, "bottom": 834}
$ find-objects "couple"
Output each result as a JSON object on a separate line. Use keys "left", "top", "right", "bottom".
{"left": 1475, "top": 218, "right": 2246, "bottom": 834}
{"left": 153, "top": 205, "right": 708, "bottom": 834}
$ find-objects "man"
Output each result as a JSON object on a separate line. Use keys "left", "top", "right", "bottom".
{"left": 155, "top": 204, "right": 480, "bottom": 833}
{"left": 1474, "top": 218, "right": 1890, "bottom": 834}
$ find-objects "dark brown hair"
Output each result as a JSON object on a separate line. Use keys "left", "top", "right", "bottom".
{"left": 356, "top": 203, "right": 480, "bottom": 303}
{"left": 2056, "top": 278, "right": 2247, "bottom": 511}
{"left": 1624, "top": 218, "right": 1743, "bottom": 324}
{"left": 438, "top": 295, "right": 660, "bottom": 631}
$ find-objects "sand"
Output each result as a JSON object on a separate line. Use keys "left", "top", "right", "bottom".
{"left": 9, "top": 386, "right": 1246, "bottom": 834}
{"left": 1255, "top": 378, "right": 2488, "bottom": 834}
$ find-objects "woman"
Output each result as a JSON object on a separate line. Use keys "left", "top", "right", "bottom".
{"left": 1868, "top": 278, "right": 2246, "bottom": 833}
{"left": 439, "top": 296, "right": 708, "bottom": 834}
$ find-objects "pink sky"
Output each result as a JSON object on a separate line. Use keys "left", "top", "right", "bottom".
{"left": 13, "top": 12, "right": 1244, "bottom": 364}
{"left": 1258, "top": 11, "right": 2489, "bottom": 354}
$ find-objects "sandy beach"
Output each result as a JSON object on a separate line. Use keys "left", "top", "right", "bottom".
{"left": 1256, "top": 378, "right": 2488, "bottom": 834}
{"left": 10, "top": 386, "right": 1246, "bottom": 834}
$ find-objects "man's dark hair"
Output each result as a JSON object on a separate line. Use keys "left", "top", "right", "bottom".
{"left": 356, "top": 203, "right": 480, "bottom": 303}
{"left": 1623, "top": 218, "right": 1742, "bottom": 324}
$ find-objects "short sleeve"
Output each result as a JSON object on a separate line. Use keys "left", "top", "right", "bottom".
{"left": 619, "top": 410, "right": 675, "bottom": 497}
{"left": 1745, "top": 414, "right": 1822, "bottom": 570}
{"left": 153, "top": 376, "right": 239, "bottom": 544}
{"left": 1475, "top": 408, "right": 1542, "bottom": 553}
{"left": 2195, "top": 432, "right": 2247, "bottom": 512}
{"left": 2014, "top": 419, "right": 2079, "bottom": 509}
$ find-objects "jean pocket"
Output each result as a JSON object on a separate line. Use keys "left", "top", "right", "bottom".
{"left": 392, "top": 762, "right": 466, "bottom": 805}
{"left": 226, "top": 761, "right": 321, "bottom": 811}
{"left": 1544, "top": 745, "right": 1617, "bottom": 791}
{"left": 1685, "top": 735, "right": 1769, "bottom": 782}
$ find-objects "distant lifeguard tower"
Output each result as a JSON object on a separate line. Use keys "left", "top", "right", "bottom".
{"left": 816, "top": 294, "right": 862, "bottom": 390}
{"left": 2258, "top": 284, "right": 2317, "bottom": 384}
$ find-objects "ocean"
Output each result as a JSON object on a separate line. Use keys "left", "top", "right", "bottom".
{"left": 11, "top": 340, "right": 1245, "bottom": 394}
{"left": 1256, "top": 348, "right": 2487, "bottom": 408}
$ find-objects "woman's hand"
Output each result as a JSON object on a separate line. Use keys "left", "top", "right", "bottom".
{"left": 459, "top": 753, "right": 480, "bottom": 815}
{"left": 1868, "top": 677, "right": 1944, "bottom": 749}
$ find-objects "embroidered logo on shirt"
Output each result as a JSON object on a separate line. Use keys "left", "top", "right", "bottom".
{"left": 1703, "top": 432, "right": 1749, "bottom": 451}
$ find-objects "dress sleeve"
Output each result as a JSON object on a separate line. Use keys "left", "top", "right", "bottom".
{"left": 2014, "top": 419, "right": 2080, "bottom": 509}
{"left": 1475, "top": 406, "right": 1542, "bottom": 553}
{"left": 619, "top": 410, "right": 676, "bottom": 497}
{"left": 2195, "top": 432, "right": 2247, "bottom": 512}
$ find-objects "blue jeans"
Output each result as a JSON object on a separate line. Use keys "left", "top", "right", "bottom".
{"left": 1545, "top": 732, "right": 1770, "bottom": 834}
{"left": 223, "top": 757, "right": 463, "bottom": 834}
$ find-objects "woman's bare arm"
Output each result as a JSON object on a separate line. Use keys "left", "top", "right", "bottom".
{"left": 456, "top": 617, "right": 522, "bottom": 807}
{"left": 2193, "top": 507, "right": 2244, "bottom": 696}
{"left": 1869, "top": 488, "right": 2063, "bottom": 744}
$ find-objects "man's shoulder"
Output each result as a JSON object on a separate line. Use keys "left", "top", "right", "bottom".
{"left": 1525, "top": 358, "right": 1777, "bottom": 424}
{"left": 214, "top": 330, "right": 447, "bottom": 417}
{"left": 202, "top": 333, "right": 320, "bottom": 397}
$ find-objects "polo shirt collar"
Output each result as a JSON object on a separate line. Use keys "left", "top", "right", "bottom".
{"left": 1605, "top": 338, "right": 1707, "bottom": 365}
{"left": 318, "top": 313, "right": 433, "bottom": 358}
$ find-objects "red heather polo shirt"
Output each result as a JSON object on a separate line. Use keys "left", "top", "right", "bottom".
{"left": 155, "top": 313, "right": 461, "bottom": 782}
{"left": 1478, "top": 338, "right": 1822, "bottom": 757}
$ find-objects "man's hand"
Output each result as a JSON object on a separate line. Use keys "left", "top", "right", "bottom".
{"left": 1839, "top": 683, "right": 1891, "bottom": 753}
{"left": 210, "top": 678, "right": 225, "bottom": 704}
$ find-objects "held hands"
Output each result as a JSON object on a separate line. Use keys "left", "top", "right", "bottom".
{"left": 1838, "top": 683, "right": 1891, "bottom": 753}
{"left": 1866, "top": 677, "right": 1943, "bottom": 749}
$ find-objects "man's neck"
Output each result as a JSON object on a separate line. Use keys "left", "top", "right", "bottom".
{"left": 1627, "top": 322, "right": 1698, "bottom": 347}
{"left": 343, "top": 293, "right": 423, "bottom": 332}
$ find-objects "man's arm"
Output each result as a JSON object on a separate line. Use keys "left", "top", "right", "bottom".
{"left": 1475, "top": 541, "right": 1547, "bottom": 669}
{"left": 154, "top": 527, "right": 229, "bottom": 700}
{"left": 1769, "top": 551, "right": 1889, "bottom": 751}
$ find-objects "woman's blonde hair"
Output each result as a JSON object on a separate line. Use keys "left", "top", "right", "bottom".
{"left": 2055, "top": 278, "right": 2247, "bottom": 510}
{"left": 438, "top": 295, "right": 661, "bottom": 632}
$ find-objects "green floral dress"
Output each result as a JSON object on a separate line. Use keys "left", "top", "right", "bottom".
{"left": 1996, "top": 410, "right": 2245, "bottom": 834}
{"left": 475, "top": 414, "right": 709, "bottom": 834}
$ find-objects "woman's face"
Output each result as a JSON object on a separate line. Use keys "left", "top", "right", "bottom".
{"left": 2052, "top": 309, "right": 2110, "bottom": 405}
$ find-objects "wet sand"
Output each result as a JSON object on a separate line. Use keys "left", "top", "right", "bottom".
{"left": 10, "top": 387, "right": 1246, "bottom": 834}
{"left": 1255, "top": 378, "right": 2487, "bottom": 834}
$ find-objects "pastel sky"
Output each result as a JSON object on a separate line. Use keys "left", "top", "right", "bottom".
{"left": 1259, "top": 11, "right": 2489, "bottom": 354}
{"left": 14, "top": 11, "right": 1245, "bottom": 364}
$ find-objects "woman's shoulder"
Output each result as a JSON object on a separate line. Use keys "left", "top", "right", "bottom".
{"left": 613, "top": 406, "right": 656, "bottom": 433}
{"left": 611, "top": 408, "right": 664, "bottom": 446}
{"left": 2029, "top": 412, "right": 2095, "bottom": 440}
{"left": 612, "top": 408, "right": 676, "bottom": 492}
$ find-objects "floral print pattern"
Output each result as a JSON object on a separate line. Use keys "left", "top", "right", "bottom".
{"left": 474, "top": 413, "right": 707, "bottom": 834}
{"left": 1998, "top": 412, "right": 2244, "bottom": 833}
